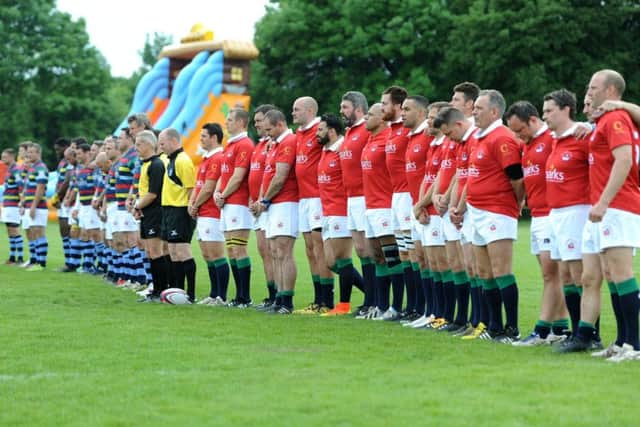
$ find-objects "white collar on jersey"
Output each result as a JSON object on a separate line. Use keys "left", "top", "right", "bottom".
{"left": 300, "top": 117, "right": 321, "bottom": 131}
{"left": 475, "top": 119, "right": 504, "bottom": 139}
{"left": 350, "top": 117, "right": 365, "bottom": 128}
{"left": 551, "top": 123, "right": 578, "bottom": 139}
{"left": 227, "top": 132, "right": 248, "bottom": 143}
{"left": 202, "top": 147, "right": 223, "bottom": 158}
{"left": 275, "top": 129, "right": 294, "bottom": 143}
{"left": 431, "top": 135, "right": 446, "bottom": 147}
{"left": 462, "top": 124, "right": 477, "bottom": 142}
{"left": 409, "top": 119, "right": 429, "bottom": 136}
{"left": 533, "top": 123, "right": 549, "bottom": 138}
{"left": 325, "top": 136, "right": 344, "bottom": 152}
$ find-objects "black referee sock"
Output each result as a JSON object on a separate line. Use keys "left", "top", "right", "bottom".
{"left": 172, "top": 260, "right": 185, "bottom": 290}
{"left": 183, "top": 258, "right": 196, "bottom": 301}
{"left": 375, "top": 264, "right": 391, "bottom": 311}
{"left": 229, "top": 259, "right": 239, "bottom": 300}
{"left": 563, "top": 284, "right": 581, "bottom": 334}
{"left": 150, "top": 257, "right": 168, "bottom": 296}
{"left": 389, "top": 264, "right": 404, "bottom": 312}
{"left": 483, "top": 279, "right": 503, "bottom": 332}
{"left": 164, "top": 255, "right": 175, "bottom": 287}
{"left": 432, "top": 272, "right": 444, "bottom": 318}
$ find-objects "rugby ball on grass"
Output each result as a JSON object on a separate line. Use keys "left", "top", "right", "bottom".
{"left": 160, "top": 288, "right": 191, "bottom": 305}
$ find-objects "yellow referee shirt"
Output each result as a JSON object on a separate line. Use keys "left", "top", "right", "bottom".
{"left": 162, "top": 148, "right": 195, "bottom": 207}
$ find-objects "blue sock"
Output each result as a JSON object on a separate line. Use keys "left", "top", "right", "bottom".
{"left": 142, "top": 250, "right": 152, "bottom": 284}
{"left": 29, "top": 240, "right": 36, "bottom": 264}
{"left": 15, "top": 235, "right": 24, "bottom": 261}
{"left": 62, "top": 236, "right": 71, "bottom": 266}
{"left": 36, "top": 237, "right": 48, "bottom": 267}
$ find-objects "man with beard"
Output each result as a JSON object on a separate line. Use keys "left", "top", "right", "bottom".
{"left": 316, "top": 113, "right": 365, "bottom": 316}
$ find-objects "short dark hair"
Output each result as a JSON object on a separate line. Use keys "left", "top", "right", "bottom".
{"left": 76, "top": 143, "right": 91, "bottom": 153}
{"left": 406, "top": 95, "right": 430, "bottom": 111}
{"left": 428, "top": 101, "right": 450, "bottom": 113}
{"left": 202, "top": 123, "right": 224, "bottom": 142}
{"left": 434, "top": 107, "right": 466, "bottom": 128}
{"left": 505, "top": 101, "right": 540, "bottom": 122}
{"left": 128, "top": 113, "right": 151, "bottom": 129}
{"left": 255, "top": 104, "right": 277, "bottom": 115}
{"left": 544, "top": 89, "right": 577, "bottom": 120}
{"left": 72, "top": 137, "right": 88, "bottom": 146}
{"left": 383, "top": 86, "right": 408, "bottom": 106}
{"left": 453, "top": 82, "right": 481, "bottom": 102}
{"left": 320, "top": 113, "right": 344, "bottom": 135}
{"left": 230, "top": 108, "right": 250, "bottom": 128}
{"left": 54, "top": 137, "right": 70, "bottom": 147}
{"left": 264, "top": 109, "right": 287, "bottom": 126}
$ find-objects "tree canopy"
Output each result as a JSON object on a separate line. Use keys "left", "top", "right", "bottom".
{"left": 251, "top": 0, "right": 640, "bottom": 118}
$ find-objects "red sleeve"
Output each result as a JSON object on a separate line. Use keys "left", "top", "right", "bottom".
{"left": 234, "top": 140, "right": 253, "bottom": 168}
{"left": 495, "top": 135, "right": 522, "bottom": 168}
{"left": 606, "top": 111, "right": 634, "bottom": 150}
{"left": 276, "top": 140, "right": 296, "bottom": 165}
{"left": 205, "top": 157, "right": 221, "bottom": 181}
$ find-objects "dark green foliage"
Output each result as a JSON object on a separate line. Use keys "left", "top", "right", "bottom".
{"left": 251, "top": 0, "right": 640, "bottom": 119}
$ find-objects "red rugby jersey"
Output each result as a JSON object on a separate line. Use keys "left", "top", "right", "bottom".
{"left": 545, "top": 125, "right": 590, "bottom": 209}
{"left": 219, "top": 133, "right": 253, "bottom": 206}
{"left": 194, "top": 148, "right": 223, "bottom": 219}
{"left": 262, "top": 130, "right": 298, "bottom": 204}
{"left": 295, "top": 117, "right": 322, "bottom": 199}
{"left": 318, "top": 138, "right": 347, "bottom": 216}
{"left": 588, "top": 110, "right": 640, "bottom": 214}
{"left": 467, "top": 120, "right": 522, "bottom": 218}
{"left": 455, "top": 126, "right": 478, "bottom": 201}
{"left": 385, "top": 119, "right": 410, "bottom": 193}
{"left": 405, "top": 120, "right": 431, "bottom": 203}
{"left": 248, "top": 138, "right": 268, "bottom": 202}
{"left": 436, "top": 137, "right": 459, "bottom": 195}
{"left": 339, "top": 119, "right": 370, "bottom": 197}
{"left": 423, "top": 136, "right": 445, "bottom": 215}
{"left": 362, "top": 128, "right": 393, "bottom": 209}
{"left": 522, "top": 127, "right": 553, "bottom": 217}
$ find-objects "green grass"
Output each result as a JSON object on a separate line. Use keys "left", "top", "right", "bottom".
{"left": 0, "top": 222, "right": 638, "bottom": 426}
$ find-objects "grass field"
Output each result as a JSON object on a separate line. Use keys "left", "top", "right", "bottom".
{"left": 0, "top": 221, "right": 638, "bottom": 426}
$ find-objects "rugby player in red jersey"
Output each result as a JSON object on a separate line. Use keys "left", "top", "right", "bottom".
{"left": 361, "top": 103, "right": 405, "bottom": 321}
{"left": 292, "top": 97, "right": 333, "bottom": 314}
{"left": 189, "top": 123, "right": 229, "bottom": 305}
{"left": 214, "top": 109, "right": 254, "bottom": 307}
{"left": 257, "top": 109, "right": 299, "bottom": 314}
{"left": 413, "top": 101, "right": 451, "bottom": 330}
{"left": 466, "top": 89, "right": 524, "bottom": 343}
{"left": 316, "top": 113, "right": 365, "bottom": 316}
{"left": 249, "top": 105, "right": 278, "bottom": 310}
{"left": 400, "top": 95, "right": 432, "bottom": 328}
{"left": 506, "top": 100, "right": 570, "bottom": 346}
{"left": 559, "top": 70, "right": 640, "bottom": 361}
{"left": 382, "top": 86, "right": 419, "bottom": 321}
{"left": 339, "top": 91, "right": 376, "bottom": 317}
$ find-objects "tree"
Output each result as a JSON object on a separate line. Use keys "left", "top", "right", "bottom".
{"left": 0, "top": 0, "right": 123, "bottom": 167}
{"left": 250, "top": 0, "right": 640, "bottom": 119}
{"left": 251, "top": 0, "right": 452, "bottom": 117}
{"left": 138, "top": 32, "right": 174, "bottom": 73}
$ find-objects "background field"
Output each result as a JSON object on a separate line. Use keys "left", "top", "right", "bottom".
{"left": 0, "top": 221, "right": 638, "bottom": 426}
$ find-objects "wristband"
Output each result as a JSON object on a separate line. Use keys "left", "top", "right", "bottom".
{"left": 260, "top": 199, "right": 272, "bottom": 207}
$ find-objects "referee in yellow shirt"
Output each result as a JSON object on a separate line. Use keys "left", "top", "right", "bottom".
{"left": 158, "top": 128, "right": 197, "bottom": 302}
{"left": 134, "top": 130, "right": 171, "bottom": 302}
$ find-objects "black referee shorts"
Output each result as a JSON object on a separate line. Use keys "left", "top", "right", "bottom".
{"left": 140, "top": 206, "right": 162, "bottom": 239}
{"left": 161, "top": 206, "right": 195, "bottom": 243}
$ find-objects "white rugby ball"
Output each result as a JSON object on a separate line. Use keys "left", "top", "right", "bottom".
{"left": 160, "top": 288, "right": 191, "bottom": 305}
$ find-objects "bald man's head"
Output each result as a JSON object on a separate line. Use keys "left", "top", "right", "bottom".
{"left": 292, "top": 96, "right": 319, "bottom": 126}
